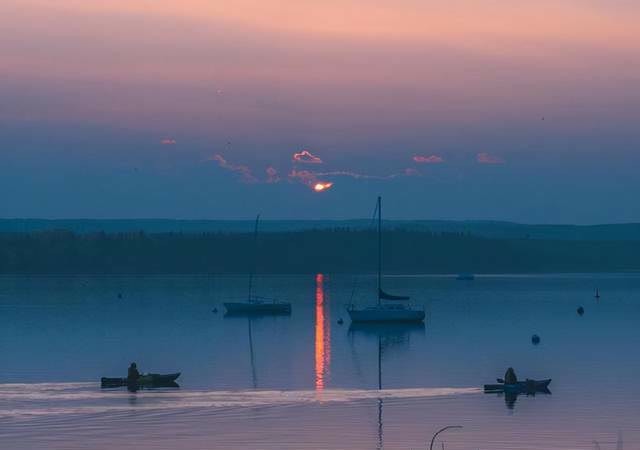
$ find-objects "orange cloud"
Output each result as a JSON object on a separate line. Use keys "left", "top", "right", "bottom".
{"left": 476, "top": 152, "right": 505, "bottom": 164}
{"left": 210, "top": 154, "right": 258, "bottom": 183}
{"left": 413, "top": 155, "right": 444, "bottom": 164}
{"left": 210, "top": 153, "right": 420, "bottom": 189}
{"left": 293, "top": 150, "right": 323, "bottom": 164}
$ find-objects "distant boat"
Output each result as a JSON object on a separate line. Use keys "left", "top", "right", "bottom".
{"left": 101, "top": 372, "right": 180, "bottom": 389}
{"left": 483, "top": 378, "right": 551, "bottom": 393}
{"left": 595, "top": 288, "right": 600, "bottom": 299}
{"left": 223, "top": 215, "right": 292, "bottom": 315}
{"left": 456, "top": 273, "right": 475, "bottom": 281}
{"left": 224, "top": 297, "right": 291, "bottom": 315}
{"left": 347, "top": 197, "right": 425, "bottom": 323}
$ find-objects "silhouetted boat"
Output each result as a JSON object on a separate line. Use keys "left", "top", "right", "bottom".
{"left": 223, "top": 215, "right": 291, "bottom": 316}
{"left": 101, "top": 372, "right": 181, "bottom": 388}
{"left": 347, "top": 197, "right": 425, "bottom": 323}
{"left": 484, "top": 378, "right": 551, "bottom": 393}
{"left": 224, "top": 297, "right": 291, "bottom": 315}
{"left": 456, "top": 273, "right": 475, "bottom": 281}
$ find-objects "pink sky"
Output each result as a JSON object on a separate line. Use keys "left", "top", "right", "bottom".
{"left": 2, "top": 0, "right": 640, "bottom": 221}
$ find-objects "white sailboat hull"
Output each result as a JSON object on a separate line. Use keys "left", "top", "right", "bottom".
{"left": 348, "top": 304, "right": 425, "bottom": 323}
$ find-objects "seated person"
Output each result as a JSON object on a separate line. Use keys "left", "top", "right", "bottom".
{"left": 127, "top": 362, "right": 141, "bottom": 383}
{"left": 504, "top": 367, "right": 518, "bottom": 385}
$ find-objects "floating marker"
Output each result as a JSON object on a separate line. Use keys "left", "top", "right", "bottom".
{"left": 577, "top": 306, "right": 584, "bottom": 316}
{"left": 531, "top": 334, "right": 541, "bottom": 345}
{"left": 337, "top": 318, "right": 344, "bottom": 325}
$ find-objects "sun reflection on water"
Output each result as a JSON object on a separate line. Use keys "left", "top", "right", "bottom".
{"left": 314, "top": 273, "right": 331, "bottom": 391}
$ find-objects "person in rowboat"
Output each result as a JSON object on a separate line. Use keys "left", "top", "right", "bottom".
{"left": 127, "top": 362, "right": 140, "bottom": 383}
{"left": 504, "top": 367, "right": 518, "bottom": 385}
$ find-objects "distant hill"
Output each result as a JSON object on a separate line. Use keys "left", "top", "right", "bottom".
{"left": 2, "top": 219, "right": 640, "bottom": 241}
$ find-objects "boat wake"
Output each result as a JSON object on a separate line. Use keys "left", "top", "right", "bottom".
{"left": 0, "top": 382, "right": 480, "bottom": 419}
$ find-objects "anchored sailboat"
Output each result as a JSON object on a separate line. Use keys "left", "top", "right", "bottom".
{"left": 224, "top": 214, "right": 292, "bottom": 315}
{"left": 347, "top": 197, "right": 425, "bottom": 323}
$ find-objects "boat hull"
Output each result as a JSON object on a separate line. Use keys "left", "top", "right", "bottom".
{"left": 484, "top": 379, "right": 552, "bottom": 393}
{"left": 101, "top": 372, "right": 181, "bottom": 388}
{"left": 224, "top": 302, "right": 291, "bottom": 315}
{"left": 348, "top": 306, "right": 425, "bottom": 323}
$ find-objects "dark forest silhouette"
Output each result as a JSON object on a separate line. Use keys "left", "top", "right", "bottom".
{"left": 1, "top": 229, "right": 639, "bottom": 274}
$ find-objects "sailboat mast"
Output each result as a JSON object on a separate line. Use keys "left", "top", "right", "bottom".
{"left": 247, "top": 214, "right": 260, "bottom": 301}
{"left": 377, "top": 196, "right": 382, "bottom": 306}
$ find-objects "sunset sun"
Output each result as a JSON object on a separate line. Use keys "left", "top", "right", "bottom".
{"left": 313, "top": 182, "right": 333, "bottom": 192}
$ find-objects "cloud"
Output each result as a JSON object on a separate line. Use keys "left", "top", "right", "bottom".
{"left": 476, "top": 152, "right": 505, "bottom": 164}
{"left": 161, "top": 139, "right": 177, "bottom": 145}
{"left": 404, "top": 168, "right": 420, "bottom": 177}
{"left": 266, "top": 166, "right": 280, "bottom": 183}
{"left": 289, "top": 169, "right": 318, "bottom": 185}
{"left": 314, "top": 170, "right": 414, "bottom": 180}
{"left": 288, "top": 169, "right": 334, "bottom": 191}
{"left": 293, "top": 150, "right": 323, "bottom": 164}
{"left": 209, "top": 152, "right": 419, "bottom": 189}
{"left": 209, "top": 154, "right": 258, "bottom": 183}
{"left": 314, "top": 170, "right": 373, "bottom": 179}
{"left": 413, "top": 155, "right": 444, "bottom": 164}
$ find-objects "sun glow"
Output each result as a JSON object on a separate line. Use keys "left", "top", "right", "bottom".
{"left": 313, "top": 182, "right": 333, "bottom": 192}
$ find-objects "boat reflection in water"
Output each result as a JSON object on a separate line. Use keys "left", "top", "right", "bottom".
{"left": 315, "top": 273, "right": 331, "bottom": 391}
{"left": 348, "top": 322, "right": 426, "bottom": 341}
{"left": 348, "top": 322, "right": 425, "bottom": 449}
{"left": 501, "top": 387, "right": 552, "bottom": 410}
{"left": 484, "top": 383, "right": 552, "bottom": 410}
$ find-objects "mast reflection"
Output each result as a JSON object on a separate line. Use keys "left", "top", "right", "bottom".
{"left": 315, "top": 273, "right": 331, "bottom": 391}
{"left": 348, "top": 322, "right": 425, "bottom": 449}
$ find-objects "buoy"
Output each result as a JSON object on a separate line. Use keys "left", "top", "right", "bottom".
{"left": 595, "top": 288, "right": 600, "bottom": 299}
{"left": 577, "top": 306, "right": 585, "bottom": 316}
{"left": 337, "top": 318, "right": 344, "bottom": 325}
{"left": 531, "top": 334, "right": 541, "bottom": 345}
{"left": 212, "top": 307, "right": 218, "bottom": 313}
{"left": 117, "top": 293, "right": 123, "bottom": 299}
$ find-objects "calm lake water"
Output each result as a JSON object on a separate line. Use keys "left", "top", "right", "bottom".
{"left": 1, "top": 274, "right": 639, "bottom": 450}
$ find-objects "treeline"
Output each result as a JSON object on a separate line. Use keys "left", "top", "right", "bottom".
{"left": 0, "top": 229, "right": 639, "bottom": 274}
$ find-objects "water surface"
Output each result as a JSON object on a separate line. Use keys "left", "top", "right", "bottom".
{"left": 1, "top": 274, "right": 638, "bottom": 449}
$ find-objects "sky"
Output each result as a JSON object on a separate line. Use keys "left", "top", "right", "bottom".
{"left": 1, "top": 0, "right": 640, "bottom": 223}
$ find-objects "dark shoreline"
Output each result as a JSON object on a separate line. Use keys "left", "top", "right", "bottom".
{"left": 2, "top": 229, "right": 640, "bottom": 275}
{"left": 3, "top": 218, "right": 640, "bottom": 241}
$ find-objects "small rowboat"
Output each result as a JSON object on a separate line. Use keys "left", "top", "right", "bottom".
{"left": 484, "top": 378, "right": 551, "bottom": 393}
{"left": 101, "top": 372, "right": 181, "bottom": 388}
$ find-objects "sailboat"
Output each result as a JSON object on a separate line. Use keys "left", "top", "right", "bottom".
{"left": 347, "top": 197, "right": 426, "bottom": 323}
{"left": 223, "top": 215, "right": 292, "bottom": 315}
